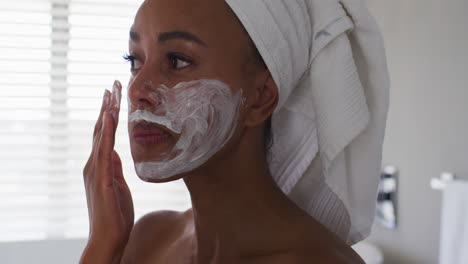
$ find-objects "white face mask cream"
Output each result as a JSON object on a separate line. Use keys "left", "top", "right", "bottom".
{"left": 128, "top": 79, "right": 244, "bottom": 181}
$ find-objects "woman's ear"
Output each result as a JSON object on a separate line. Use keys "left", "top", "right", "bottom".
{"left": 244, "top": 73, "right": 278, "bottom": 127}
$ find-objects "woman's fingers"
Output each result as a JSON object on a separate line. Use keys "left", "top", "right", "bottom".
{"left": 93, "top": 79, "right": 121, "bottom": 145}
{"left": 96, "top": 110, "right": 116, "bottom": 187}
{"left": 84, "top": 89, "right": 110, "bottom": 180}
{"left": 94, "top": 80, "right": 122, "bottom": 186}
{"left": 110, "top": 80, "right": 122, "bottom": 134}
{"left": 93, "top": 89, "right": 111, "bottom": 141}
{"left": 90, "top": 80, "right": 121, "bottom": 170}
{"left": 112, "top": 150, "right": 125, "bottom": 184}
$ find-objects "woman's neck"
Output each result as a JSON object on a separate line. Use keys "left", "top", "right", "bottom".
{"left": 183, "top": 130, "right": 311, "bottom": 263}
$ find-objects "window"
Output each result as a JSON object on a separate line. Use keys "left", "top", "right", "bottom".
{"left": 0, "top": 0, "right": 191, "bottom": 242}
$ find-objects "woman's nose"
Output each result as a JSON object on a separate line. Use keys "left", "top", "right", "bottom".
{"left": 127, "top": 75, "right": 162, "bottom": 110}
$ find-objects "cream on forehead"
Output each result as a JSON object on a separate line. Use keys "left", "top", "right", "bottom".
{"left": 128, "top": 79, "right": 244, "bottom": 180}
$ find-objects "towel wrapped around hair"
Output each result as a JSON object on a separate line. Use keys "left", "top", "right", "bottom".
{"left": 225, "top": 0, "right": 390, "bottom": 244}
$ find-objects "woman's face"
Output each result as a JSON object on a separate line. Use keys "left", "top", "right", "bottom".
{"left": 126, "top": 0, "right": 264, "bottom": 182}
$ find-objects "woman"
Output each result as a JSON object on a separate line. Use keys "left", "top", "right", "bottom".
{"left": 80, "top": 0, "right": 389, "bottom": 263}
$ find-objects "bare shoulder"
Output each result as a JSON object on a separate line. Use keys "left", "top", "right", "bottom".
{"left": 132, "top": 209, "right": 185, "bottom": 239}
{"left": 246, "top": 228, "right": 365, "bottom": 264}
{"left": 299, "top": 247, "right": 365, "bottom": 264}
{"left": 291, "top": 241, "right": 365, "bottom": 264}
{"left": 120, "top": 209, "right": 188, "bottom": 264}
{"left": 289, "top": 219, "right": 365, "bottom": 264}
{"left": 248, "top": 248, "right": 364, "bottom": 264}
{"left": 293, "top": 239, "right": 365, "bottom": 263}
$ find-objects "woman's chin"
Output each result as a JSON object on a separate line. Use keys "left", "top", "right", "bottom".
{"left": 130, "top": 145, "right": 225, "bottom": 183}
{"left": 128, "top": 133, "right": 180, "bottom": 158}
{"left": 133, "top": 162, "right": 193, "bottom": 183}
{"left": 130, "top": 146, "right": 177, "bottom": 162}
{"left": 136, "top": 172, "right": 187, "bottom": 183}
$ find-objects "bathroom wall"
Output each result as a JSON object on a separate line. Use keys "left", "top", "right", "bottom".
{"left": 0, "top": 239, "right": 87, "bottom": 264}
{"left": 366, "top": 0, "right": 468, "bottom": 263}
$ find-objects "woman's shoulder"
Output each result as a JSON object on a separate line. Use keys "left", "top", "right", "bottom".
{"left": 253, "top": 224, "right": 365, "bottom": 264}
{"left": 120, "top": 209, "right": 190, "bottom": 263}
{"left": 297, "top": 237, "right": 365, "bottom": 264}
{"left": 136, "top": 209, "right": 188, "bottom": 230}
{"left": 245, "top": 247, "right": 364, "bottom": 264}
{"left": 132, "top": 209, "right": 188, "bottom": 241}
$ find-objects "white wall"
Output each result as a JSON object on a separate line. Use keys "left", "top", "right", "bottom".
{"left": 0, "top": 239, "right": 86, "bottom": 264}
{"left": 367, "top": 0, "right": 468, "bottom": 263}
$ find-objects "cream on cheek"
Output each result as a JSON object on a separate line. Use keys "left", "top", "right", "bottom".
{"left": 128, "top": 79, "right": 245, "bottom": 181}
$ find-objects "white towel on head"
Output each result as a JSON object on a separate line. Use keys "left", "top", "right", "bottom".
{"left": 225, "top": 0, "right": 390, "bottom": 244}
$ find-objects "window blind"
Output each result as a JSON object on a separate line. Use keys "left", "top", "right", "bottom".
{"left": 0, "top": 0, "right": 191, "bottom": 242}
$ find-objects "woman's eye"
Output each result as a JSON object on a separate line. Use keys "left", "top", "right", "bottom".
{"left": 168, "top": 53, "right": 191, "bottom": 70}
{"left": 123, "top": 54, "right": 141, "bottom": 71}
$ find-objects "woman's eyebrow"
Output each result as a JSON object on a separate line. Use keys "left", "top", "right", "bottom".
{"left": 129, "top": 30, "right": 207, "bottom": 47}
{"left": 158, "top": 31, "right": 207, "bottom": 46}
{"left": 129, "top": 30, "right": 140, "bottom": 42}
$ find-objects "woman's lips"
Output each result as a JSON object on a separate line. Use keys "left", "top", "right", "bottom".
{"left": 132, "top": 123, "right": 172, "bottom": 145}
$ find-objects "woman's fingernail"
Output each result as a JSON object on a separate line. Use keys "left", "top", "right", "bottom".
{"left": 102, "top": 113, "right": 106, "bottom": 131}
{"left": 112, "top": 83, "right": 120, "bottom": 109}
{"left": 103, "top": 89, "right": 108, "bottom": 104}
{"left": 107, "top": 91, "right": 112, "bottom": 110}
{"left": 106, "top": 90, "right": 112, "bottom": 110}
{"left": 106, "top": 90, "right": 112, "bottom": 108}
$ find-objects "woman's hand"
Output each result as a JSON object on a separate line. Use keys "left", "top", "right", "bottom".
{"left": 81, "top": 80, "right": 134, "bottom": 263}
